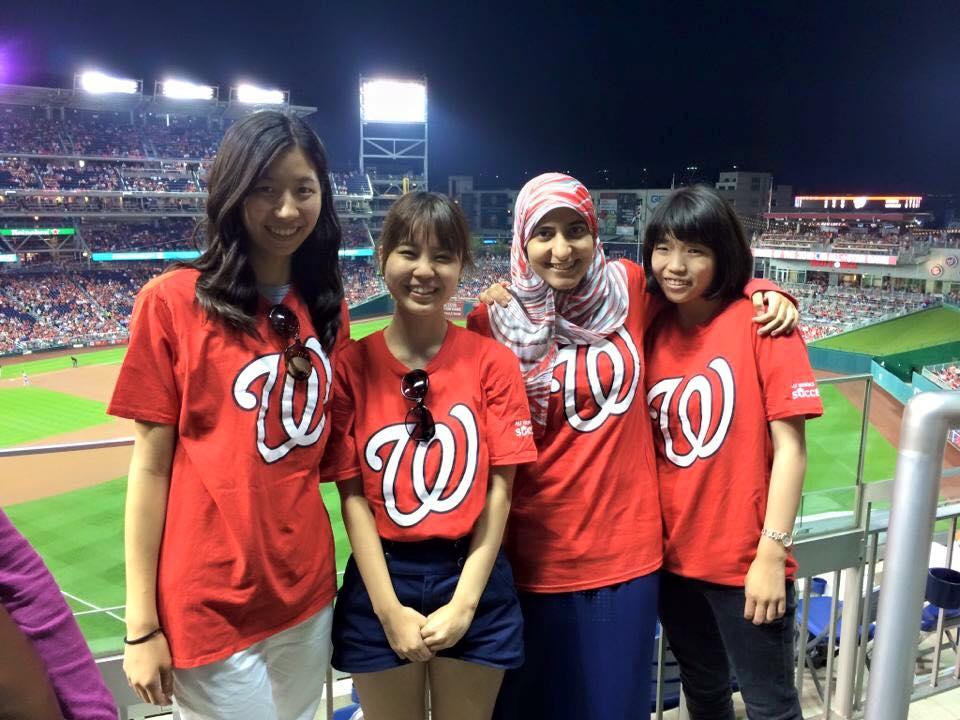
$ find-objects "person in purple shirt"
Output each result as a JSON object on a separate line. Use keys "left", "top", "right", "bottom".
{"left": 0, "top": 509, "right": 118, "bottom": 719}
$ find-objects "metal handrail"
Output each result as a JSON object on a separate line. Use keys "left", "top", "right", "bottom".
{"left": 865, "top": 391, "right": 960, "bottom": 719}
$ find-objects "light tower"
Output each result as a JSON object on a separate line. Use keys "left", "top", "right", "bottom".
{"left": 359, "top": 76, "right": 428, "bottom": 192}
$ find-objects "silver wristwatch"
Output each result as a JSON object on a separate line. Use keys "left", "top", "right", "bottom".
{"left": 761, "top": 528, "right": 794, "bottom": 548}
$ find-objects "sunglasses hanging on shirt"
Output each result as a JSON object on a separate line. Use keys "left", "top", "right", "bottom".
{"left": 401, "top": 369, "right": 436, "bottom": 442}
{"left": 268, "top": 304, "right": 312, "bottom": 382}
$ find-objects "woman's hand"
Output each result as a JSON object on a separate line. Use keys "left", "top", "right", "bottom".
{"left": 124, "top": 631, "right": 173, "bottom": 706}
{"left": 751, "top": 291, "right": 799, "bottom": 336}
{"left": 743, "top": 546, "right": 787, "bottom": 625}
{"left": 380, "top": 605, "right": 434, "bottom": 663}
{"left": 420, "top": 599, "right": 476, "bottom": 652}
{"left": 478, "top": 282, "right": 512, "bottom": 307}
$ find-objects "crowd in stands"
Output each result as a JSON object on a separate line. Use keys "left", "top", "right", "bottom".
{"left": 330, "top": 171, "right": 372, "bottom": 196}
{"left": 38, "top": 162, "right": 121, "bottom": 191}
{"left": 458, "top": 254, "right": 510, "bottom": 299}
{"left": 0, "top": 109, "right": 63, "bottom": 155}
{"left": 342, "top": 221, "right": 373, "bottom": 249}
{"left": 927, "top": 364, "right": 960, "bottom": 390}
{"left": 144, "top": 116, "right": 221, "bottom": 159}
{"left": 0, "top": 266, "right": 159, "bottom": 352}
{"left": 755, "top": 230, "right": 924, "bottom": 254}
{"left": 0, "top": 159, "right": 38, "bottom": 188}
{"left": 0, "top": 159, "right": 202, "bottom": 193}
{"left": 341, "top": 259, "right": 385, "bottom": 306}
{"left": 0, "top": 107, "right": 224, "bottom": 159}
{"left": 788, "top": 282, "right": 940, "bottom": 342}
{"left": 83, "top": 220, "right": 198, "bottom": 252}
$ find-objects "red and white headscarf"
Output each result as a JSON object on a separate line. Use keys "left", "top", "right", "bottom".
{"left": 488, "top": 173, "right": 629, "bottom": 434}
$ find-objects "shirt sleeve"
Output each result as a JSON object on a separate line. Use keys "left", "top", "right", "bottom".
{"left": 319, "top": 353, "right": 362, "bottom": 482}
{"left": 0, "top": 512, "right": 118, "bottom": 720}
{"left": 466, "top": 304, "right": 492, "bottom": 337}
{"left": 482, "top": 343, "right": 538, "bottom": 465}
{"left": 106, "top": 283, "right": 180, "bottom": 425}
{"left": 743, "top": 278, "right": 798, "bottom": 307}
{"left": 754, "top": 330, "right": 824, "bottom": 421}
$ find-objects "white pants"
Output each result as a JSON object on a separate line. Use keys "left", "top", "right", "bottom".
{"left": 172, "top": 605, "right": 333, "bottom": 720}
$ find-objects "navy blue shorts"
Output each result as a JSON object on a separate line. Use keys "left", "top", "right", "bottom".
{"left": 493, "top": 571, "right": 660, "bottom": 720}
{"left": 332, "top": 538, "right": 524, "bottom": 674}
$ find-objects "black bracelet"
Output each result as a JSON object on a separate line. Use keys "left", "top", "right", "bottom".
{"left": 124, "top": 627, "right": 163, "bottom": 645}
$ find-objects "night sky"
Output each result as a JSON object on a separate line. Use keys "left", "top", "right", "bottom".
{"left": 2, "top": 1, "right": 958, "bottom": 194}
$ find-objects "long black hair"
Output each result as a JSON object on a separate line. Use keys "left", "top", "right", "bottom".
{"left": 184, "top": 111, "right": 343, "bottom": 352}
{"left": 642, "top": 185, "right": 753, "bottom": 302}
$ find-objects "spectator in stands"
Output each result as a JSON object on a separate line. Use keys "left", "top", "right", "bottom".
{"left": 0, "top": 509, "right": 118, "bottom": 719}
{"left": 324, "top": 191, "right": 532, "bottom": 720}
{"left": 109, "top": 111, "right": 347, "bottom": 718}
{"left": 643, "top": 185, "right": 821, "bottom": 720}
{"left": 470, "top": 175, "right": 798, "bottom": 720}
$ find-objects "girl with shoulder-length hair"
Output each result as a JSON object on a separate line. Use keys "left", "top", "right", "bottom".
{"left": 109, "top": 110, "right": 349, "bottom": 719}
{"left": 323, "top": 192, "right": 535, "bottom": 720}
{"left": 643, "top": 186, "right": 822, "bottom": 719}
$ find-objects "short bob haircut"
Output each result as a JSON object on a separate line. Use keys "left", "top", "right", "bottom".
{"left": 642, "top": 185, "right": 753, "bottom": 302}
{"left": 185, "top": 110, "right": 343, "bottom": 352}
{"left": 378, "top": 192, "right": 474, "bottom": 273}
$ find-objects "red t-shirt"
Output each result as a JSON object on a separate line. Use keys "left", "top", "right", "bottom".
{"left": 107, "top": 268, "right": 349, "bottom": 668}
{"left": 645, "top": 299, "right": 824, "bottom": 586}
{"left": 321, "top": 323, "right": 537, "bottom": 540}
{"left": 469, "top": 260, "right": 662, "bottom": 592}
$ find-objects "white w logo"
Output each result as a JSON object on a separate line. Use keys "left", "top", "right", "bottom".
{"left": 550, "top": 326, "right": 641, "bottom": 432}
{"left": 365, "top": 404, "right": 479, "bottom": 528}
{"left": 233, "top": 337, "right": 332, "bottom": 464}
{"left": 646, "top": 357, "right": 735, "bottom": 468}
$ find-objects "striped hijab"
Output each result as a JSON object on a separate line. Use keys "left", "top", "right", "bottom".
{"left": 488, "top": 173, "right": 629, "bottom": 433}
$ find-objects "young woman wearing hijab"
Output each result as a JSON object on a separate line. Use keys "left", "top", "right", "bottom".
{"left": 468, "top": 172, "right": 798, "bottom": 719}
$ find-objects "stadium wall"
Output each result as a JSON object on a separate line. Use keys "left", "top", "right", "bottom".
{"left": 348, "top": 293, "right": 392, "bottom": 320}
{"left": 912, "top": 372, "right": 944, "bottom": 394}
{"left": 876, "top": 341, "right": 960, "bottom": 383}
{"left": 871, "top": 360, "right": 915, "bottom": 404}
{"left": 807, "top": 347, "right": 874, "bottom": 374}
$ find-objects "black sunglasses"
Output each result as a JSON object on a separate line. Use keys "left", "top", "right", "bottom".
{"left": 267, "top": 304, "right": 312, "bottom": 382}
{"left": 401, "top": 369, "right": 435, "bottom": 443}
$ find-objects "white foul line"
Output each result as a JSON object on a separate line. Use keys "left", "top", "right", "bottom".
{"left": 61, "top": 590, "right": 126, "bottom": 624}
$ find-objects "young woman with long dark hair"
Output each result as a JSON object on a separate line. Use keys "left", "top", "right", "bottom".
{"left": 109, "top": 110, "right": 348, "bottom": 718}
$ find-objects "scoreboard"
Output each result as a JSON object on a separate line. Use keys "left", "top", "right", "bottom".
{"left": 793, "top": 195, "right": 922, "bottom": 211}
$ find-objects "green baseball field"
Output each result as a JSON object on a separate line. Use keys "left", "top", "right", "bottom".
{"left": 2, "top": 309, "right": 955, "bottom": 655}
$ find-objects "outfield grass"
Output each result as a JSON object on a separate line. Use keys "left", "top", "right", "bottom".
{"left": 0, "top": 388, "right": 113, "bottom": 446}
{"left": 5, "top": 478, "right": 127, "bottom": 656}
{"left": 0, "top": 347, "right": 126, "bottom": 379}
{"left": 4, "top": 478, "right": 351, "bottom": 655}
{"left": 812, "top": 307, "right": 960, "bottom": 354}
{"left": 800, "top": 384, "right": 898, "bottom": 517}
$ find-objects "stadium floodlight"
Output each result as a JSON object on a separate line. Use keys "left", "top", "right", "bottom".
{"left": 235, "top": 83, "right": 286, "bottom": 104}
{"left": 360, "top": 78, "right": 427, "bottom": 123}
{"left": 160, "top": 79, "right": 216, "bottom": 101}
{"left": 79, "top": 70, "right": 139, "bottom": 94}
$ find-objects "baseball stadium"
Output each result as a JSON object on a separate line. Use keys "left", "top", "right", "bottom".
{"left": 1, "top": 73, "right": 960, "bottom": 720}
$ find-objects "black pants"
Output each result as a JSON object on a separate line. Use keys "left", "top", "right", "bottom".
{"left": 659, "top": 572, "right": 802, "bottom": 720}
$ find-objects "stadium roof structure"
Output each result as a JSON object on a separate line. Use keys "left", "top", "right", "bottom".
{"left": 0, "top": 83, "right": 316, "bottom": 120}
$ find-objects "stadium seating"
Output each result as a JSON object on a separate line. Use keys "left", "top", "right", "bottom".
{"left": 785, "top": 283, "right": 939, "bottom": 342}
{"left": 0, "top": 267, "right": 159, "bottom": 353}
{"left": 0, "top": 106, "right": 223, "bottom": 159}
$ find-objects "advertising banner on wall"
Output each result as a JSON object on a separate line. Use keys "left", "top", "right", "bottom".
{"left": 598, "top": 193, "right": 618, "bottom": 235}
{"left": 616, "top": 193, "right": 637, "bottom": 236}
